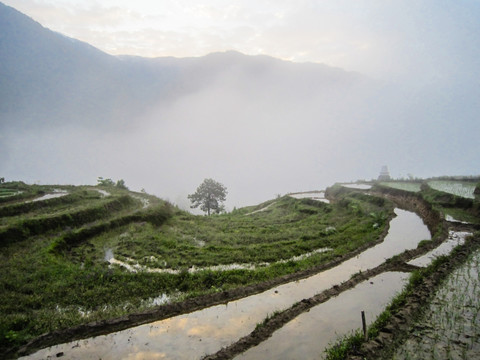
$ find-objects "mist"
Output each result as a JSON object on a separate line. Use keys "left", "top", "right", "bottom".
{"left": 1, "top": 1, "right": 480, "bottom": 212}
{"left": 3, "top": 59, "right": 478, "bottom": 212}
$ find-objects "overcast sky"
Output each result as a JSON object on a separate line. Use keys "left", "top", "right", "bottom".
{"left": 4, "top": 0, "right": 480, "bottom": 82}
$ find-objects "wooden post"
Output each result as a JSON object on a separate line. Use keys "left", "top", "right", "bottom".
{"left": 361, "top": 310, "right": 368, "bottom": 340}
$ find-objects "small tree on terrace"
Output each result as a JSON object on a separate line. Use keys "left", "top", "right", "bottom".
{"left": 188, "top": 178, "right": 227, "bottom": 215}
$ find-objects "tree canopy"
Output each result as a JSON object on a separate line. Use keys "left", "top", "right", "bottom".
{"left": 188, "top": 178, "right": 227, "bottom": 215}
{"left": 97, "top": 177, "right": 128, "bottom": 190}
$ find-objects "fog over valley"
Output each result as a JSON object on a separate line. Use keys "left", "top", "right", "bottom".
{"left": 1, "top": 1, "right": 479, "bottom": 211}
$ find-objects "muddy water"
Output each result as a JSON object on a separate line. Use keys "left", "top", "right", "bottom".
{"left": 22, "top": 209, "right": 430, "bottom": 360}
{"left": 236, "top": 272, "right": 410, "bottom": 360}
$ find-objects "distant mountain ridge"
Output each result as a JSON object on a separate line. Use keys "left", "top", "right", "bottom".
{"left": 0, "top": 2, "right": 365, "bottom": 133}
{"left": 0, "top": 2, "right": 174, "bottom": 131}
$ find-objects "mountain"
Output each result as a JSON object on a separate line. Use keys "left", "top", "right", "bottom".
{"left": 0, "top": 2, "right": 366, "bottom": 133}
{"left": 0, "top": 2, "right": 179, "bottom": 131}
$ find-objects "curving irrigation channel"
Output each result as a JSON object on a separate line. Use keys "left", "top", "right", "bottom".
{"left": 22, "top": 207, "right": 460, "bottom": 360}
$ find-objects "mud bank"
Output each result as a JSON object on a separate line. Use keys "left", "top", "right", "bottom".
{"left": 371, "top": 185, "right": 446, "bottom": 237}
{"left": 202, "top": 261, "right": 417, "bottom": 360}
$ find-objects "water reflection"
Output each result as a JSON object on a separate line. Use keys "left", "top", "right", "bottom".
{"left": 27, "top": 189, "right": 68, "bottom": 202}
{"left": 408, "top": 230, "right": 472, "bottom": 267}
{"left": 289, "top": 191, "right": 330, "bottom": 203}
{"left": 236, "top": 272, "right": 410, "bottom": 359}
{"left": 340, "top": 183, "right": 372, "bottom": 190}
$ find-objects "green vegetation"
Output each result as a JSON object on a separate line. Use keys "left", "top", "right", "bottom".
{"left": 421, "top": 182, "right": 480, "bottom": 225}
{"left": 324, "top": 330, "right": 364, "bottom": 360}
{"left": 0, "top": 181, "right": 392, "bottom": 353}
{"left": 376, "top": 178, "right": 480, "bottom": 226}
{"left": 428, "top": 180, "right": 476, "bottom": 199}
{"left": 188, "top": 178, "right": 227, "bottom": 215}
{"left": 322, "top": 178, "right": 480, "bottom": 359}
{"left": 97, "top": 177, "right": 129, "bottom": 190}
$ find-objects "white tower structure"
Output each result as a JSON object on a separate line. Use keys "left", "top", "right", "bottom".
{"left": 378, "top": 165, "right": 391, "bottom": 181}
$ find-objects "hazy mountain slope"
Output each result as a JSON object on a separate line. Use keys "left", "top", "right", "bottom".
{"left": 0, "top": 2, "right": 367, "bottom": 134}
{"left": 0, "top": 2, "right": 178, "bottom": 131}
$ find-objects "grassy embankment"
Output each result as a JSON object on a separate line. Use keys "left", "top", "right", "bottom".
{"left": 380, "top": 178, "right": 480, "bottom": 226}
{"left": 0, "top": 181, "right": 392, "bottom": 353}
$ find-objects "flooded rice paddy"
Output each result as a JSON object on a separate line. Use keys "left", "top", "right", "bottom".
{"left": 93, "top": 189, "right": 110, "bottom": 197}
{"left": 394, "top": 249, "right": 480, "bottom": 359}
{"left": 288, "top": 191, "right": 330, "bottom": 203}
{"left": 22, "top": 209, "right": 431, "bottom": 359}
{"left": 445, "top": 214, "right": 471, "bottom": 224}
{"left": 427, "top": 180, "right": 477, "bottom": 199}
{"left": 105, "top": 248, "right": 332, "bottom": 274}
{"left": 236, "top": 272, "right": 410, "bottom": 360}
{"left": 340, "top": 183, "right": 372, "bottom": 190}
{"left": 408, "top": 231, "right": 472, "bottom": 268}
{"left": 27, "top": 189, "right": 68, "bottom": 202}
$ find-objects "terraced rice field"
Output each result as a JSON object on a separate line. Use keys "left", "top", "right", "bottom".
{"left": 427, "top": 180, "right": 476, "bottom": 199}
{"left": 0, "top": 181, "right": 393, "bottom": 357}
{"left": 394, "top": 249, "right": 480, "bottom": 359}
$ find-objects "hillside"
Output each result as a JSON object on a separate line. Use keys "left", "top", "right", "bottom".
{"left": 1, "top": 177, "right": 479, "bottom": 358}
{"left": 0, "top": 2, "right": 364, "bottom": 133}
{"left": 0, "top": 2, "right": 175, "bottom": 131}
{"left": 0, "top": 180, "right": 394, "bottom": 355}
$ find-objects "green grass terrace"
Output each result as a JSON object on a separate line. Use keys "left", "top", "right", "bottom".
{"left": 0, "top": 182, "right": 393, "bottom": 353}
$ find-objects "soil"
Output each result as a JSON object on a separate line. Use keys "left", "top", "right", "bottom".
{"left": 10, "top": 188, "right": 473, "bottom": 359}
